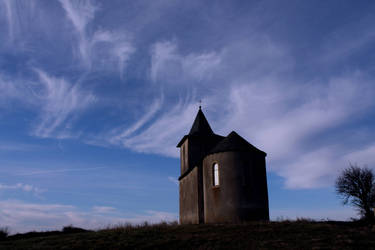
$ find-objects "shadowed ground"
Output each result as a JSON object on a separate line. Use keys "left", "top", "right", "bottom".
{"left": 0, "top": 220, "right": 374, "bottom": 249}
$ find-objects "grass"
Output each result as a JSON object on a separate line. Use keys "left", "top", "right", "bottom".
{"left": 0, "top": 220, "right": 374, "bottom": 249}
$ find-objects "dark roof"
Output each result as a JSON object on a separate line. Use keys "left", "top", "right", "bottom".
{"left": 177, "top": 107, "right": 214, "bottom": 147}
{"left": 208, "top": 131, "right": 266, "bottom": 156}
{"left": 189, "top": 107, "right": 214, "bottom": 135}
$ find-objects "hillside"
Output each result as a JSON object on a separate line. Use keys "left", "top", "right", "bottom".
{"left": 0, "top": 220, "right": 374, "bottom": 249}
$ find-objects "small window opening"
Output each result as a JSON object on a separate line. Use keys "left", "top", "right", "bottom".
{"left": 213, "top": 163, "right": 219, "bottom": 186}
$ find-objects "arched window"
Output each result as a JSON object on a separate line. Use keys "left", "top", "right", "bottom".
{"left": 213, "top": 163, "right": 219, "bottom": 186}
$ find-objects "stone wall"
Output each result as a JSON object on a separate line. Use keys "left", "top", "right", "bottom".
{"left": 179, "top": 167, "right": 200, "bottom": 224}
{"left": 202, "top": 151, "right": 269, "bottom": 223}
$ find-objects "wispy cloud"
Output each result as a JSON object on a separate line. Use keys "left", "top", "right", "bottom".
{"left": 220, "top": 72, "right": 375, "bottom": 189}
{"left": 0, "top": 200, "right": 177, "bottom": 234}
{"left": 0, "top": 69, "right": 95, "bottom": 139}
{"left": 91, "top": 30, "right": 135, "bottom": 78}
{"left": 343, "top": 144, "right": 375, "bottom": 167}
{"left": 0, "top": 200, "right": 75, "bottom": 233}
{"left": 228, "top": 73, "right": 375, "bottom": 156}
{"left": 0, "top": 183, "right": 44, "bottom": 196}
{"left": 108, "top": 37, "right": 375, "bottom": 190}
{"left": 105, "top": 38, "right": 292, "bottom": 157}
{"left": 16, "top": 167, "right": 106, "bottom": 176}
{"left": 113, "top": 100, "right": 197, "bottom": 157}
{"left": 0, "top": 0, "right": 36, "bottom": 42}
{"left": 271, "top": 207, "right": 357, "bottom": 221}
{"left": 150, "top": 40, "right": 221, "bottom": 85}
{"left": 58, "top": 0, "right": 96, "bottom": 36}
{"left": 58, "top": 0, "right": 96, "bottom": 67}
{"left": 277, "top": 143, "right": 375, "bottom": 190}
{"left": 32, "top": 68, "right": 95, "bottom": 138}
{"left": 59, "top": 0, "right": 135, "bottom": 75}
{"left": 102, "top": 40, "right": 223, "bottom": 156}
{"left": 1, "top": 0, "right": 15, "bottom": 41}
{"left": 92, "top": 206, "right": 116, "bottom": 214}
{"left": 0, "top": 0, "right": 374, "bottom": 198}
{"left": 108, "top": 97, "right": 163, "bottom": 145}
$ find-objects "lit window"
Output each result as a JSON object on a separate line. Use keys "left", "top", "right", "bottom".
{"left": 213, "top": 163, "right": 219, "bottom": 186}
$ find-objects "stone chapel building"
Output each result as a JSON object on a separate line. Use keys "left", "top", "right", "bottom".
{"left": 177, "top": 107, "right": 269, "bottom": 224}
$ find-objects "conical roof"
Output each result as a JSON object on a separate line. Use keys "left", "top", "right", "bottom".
{"left": 177, "top": 107, "right": 216, "bottom": 147}
{"left": 208, "top": 131, "right": 266, "bottom": 156}
{"left": 188, "top": 107, "right": 214, "bottom": 135}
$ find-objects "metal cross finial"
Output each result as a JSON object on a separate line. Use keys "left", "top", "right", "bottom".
{"left": 199, "top": 99, "right": 202, "bottom": 109}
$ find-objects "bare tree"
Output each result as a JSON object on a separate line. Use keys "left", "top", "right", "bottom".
{"left": 335, "top": 164, "right": 375, "bottom": 221}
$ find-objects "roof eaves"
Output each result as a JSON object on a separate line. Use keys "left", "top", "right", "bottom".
{"left": 205, "top": 148, "right": 267, "bottom": 157}
{"left": 177, "top": 135, "right": 188, "bottom": 147}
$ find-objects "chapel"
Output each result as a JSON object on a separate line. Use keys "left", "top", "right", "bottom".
{"left": 177, "top": 107, "right": 269, "bottom": 224}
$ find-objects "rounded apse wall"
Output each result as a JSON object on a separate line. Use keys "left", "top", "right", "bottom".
{"left": 202, "top": 151, "right": 269, "bottom": 223}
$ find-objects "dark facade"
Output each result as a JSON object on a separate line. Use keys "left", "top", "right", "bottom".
{"left": 177, "top": 107, "right": 269, "bottom": 224}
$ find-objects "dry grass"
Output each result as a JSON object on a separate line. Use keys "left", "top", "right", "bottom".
{"left": 0, "top": 220, "right": 374, "bottom": 249}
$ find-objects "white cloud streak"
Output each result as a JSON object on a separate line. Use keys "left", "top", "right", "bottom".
{"left": 108, "top": 97, "right": 163, "bottom": 145}
{"left": 92, "top": 206, "right": 116, "bottom": 214}
{"left": 115, "top": 101, "right": 197, "bottom": 157}
{"left": 32, "top": 68, "right": 95, "bottom": 138}
{"left": 271, "top": 207, "right": 357, "bottom": 221}
{"left": 105, "top": 40, "right": 222, "bottom": 157}
{"left": 0, "top": 69, "right": 95, "bottom": 139}
{"left": 1, "top": 2, "right": 374, "bottom": 193}
{"left": 0, "top": 0, "right": 36, "bottom": 42}
{"left": 220, "top": 73, "right": 375, "bottom": 189}
{"left": 59, "top": 0, "right": 96, "bottom": 67}
{"left": 110, "top": 38, "right": 375, "bottom": 190}
{"left": 59, "top": 0, "right": 135, "bottom": 75}
{"left": 15, "top": 167, "right": 106, "bottom": 176}
{"left": 227, "top": 73, "right": 375, "bottom": 159}
{"left": 343, "top": 144, "right": 375, "bottom": 167}
{"left": 0, "top": 200, "right": 177, "bottom": 234}
{"left": 1, "top": 0, "right": 15, "bottom": 40}
{"left": 58, "top": 0, "right": 96, "bottom": 35}
{"left": 150, "top": 41, "right": 221, "bottom": 85}
{"left": 0, "top": 183, "right": 44, "bottom": 196}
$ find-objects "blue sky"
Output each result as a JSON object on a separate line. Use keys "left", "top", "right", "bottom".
{"left": 1, "top": 0, "right": 375, "bottom": 233}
